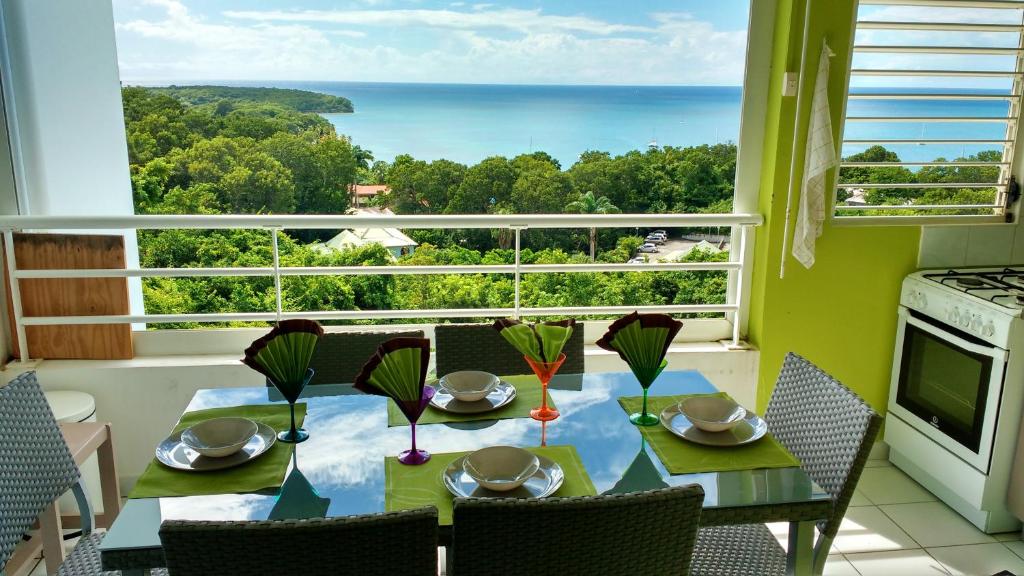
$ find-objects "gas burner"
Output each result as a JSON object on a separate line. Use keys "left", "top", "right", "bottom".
{"left": 958, "top": 277, "right": 986, "bottom": 288}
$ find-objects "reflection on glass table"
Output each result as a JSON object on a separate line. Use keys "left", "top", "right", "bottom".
{"left": 100, "top": 371, "right": 831, "bottom": 574}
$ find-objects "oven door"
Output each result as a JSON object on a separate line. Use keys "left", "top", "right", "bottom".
{"left": 889, "top": 307, "right": 1008, "bottom": 473}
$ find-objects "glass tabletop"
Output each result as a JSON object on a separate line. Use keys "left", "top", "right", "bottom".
{"left": 100, "top": 370, "right": 830, "bottom": 557}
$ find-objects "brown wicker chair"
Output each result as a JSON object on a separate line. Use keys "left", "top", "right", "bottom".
{"left": 451, "top": 485, "right": 704, "bottom": 576}
{"left": 434, "top": 322, "right": 584, "bottom": 377}
{"left": 159, "top": 508, "right": 438, "bottom": 576}
{"left": 264, "top": 330, "right": 424, "bottom": 387}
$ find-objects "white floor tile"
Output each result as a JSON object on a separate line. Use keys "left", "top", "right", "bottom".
{"left": 857, "top": 466, "right": 936, "bottom": 505}
{"left": 846, "top": 549, "right": 951, "bottom": 576}
{"left": 1004, "top": 539, "right": 1024, "bottom": 561}
{"left": 849, "top": 489, "right": 873, "bottom": 507}
{"left": 880, "top": 502, "right": 995, "bottom": 548}
{"left": 765, "top": 521, "right": 841, "bottom": 555}
{"left": 864, "top": 459, "right": 892, "bottom": 468}
{"left": 832, "top": 506, "right": 919, "bottom": 554}
{"left": 994, "top": 531, "right": 1022, "bottom": 542}
{"left": 824, "top": 555, "right": 861, "bottom": 576}
{"left": 928, "top": 543, "right": 1024, "bottom": 576}
{"left": 28, "top": 558, "right": 46, "bottom": 576}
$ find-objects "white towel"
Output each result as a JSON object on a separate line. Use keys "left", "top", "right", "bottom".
{"left": 792, "top": 42, "right": 837, "bottom": 269}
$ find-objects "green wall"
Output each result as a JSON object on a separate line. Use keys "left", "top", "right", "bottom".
{"left": 747, "top": 0, "right": 922, "bottom": 413}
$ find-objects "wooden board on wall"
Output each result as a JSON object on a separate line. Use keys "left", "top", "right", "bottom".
{"left": 4, "top": 233, "right": 133, "bottom": 360}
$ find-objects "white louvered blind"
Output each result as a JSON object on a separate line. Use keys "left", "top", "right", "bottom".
{"left": 836, "top": 0, "right": 1024, "bottom": 221}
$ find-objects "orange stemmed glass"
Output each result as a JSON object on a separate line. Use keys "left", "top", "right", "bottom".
{"left": 525, "top": 353, "right": 565, "bottom": 422}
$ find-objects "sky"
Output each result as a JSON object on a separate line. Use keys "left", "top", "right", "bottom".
{"left": 111, "top": 0, "right": 752, "bottom": 86}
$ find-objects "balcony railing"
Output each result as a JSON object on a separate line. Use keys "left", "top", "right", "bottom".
{"left": 0, "top": 213, "right": 763, "bottom": 361}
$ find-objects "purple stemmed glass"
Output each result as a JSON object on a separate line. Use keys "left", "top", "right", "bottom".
{"left": 395, "top": 385, "right": 436, "bottom": 465}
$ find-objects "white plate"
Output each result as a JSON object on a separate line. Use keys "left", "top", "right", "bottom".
{"left": 659, "top": 404, "right": 769, "bottom": 447}
{"left": 156, "top": 422, "right": 277, "bottom": 472}
{"left": 430, "top": 380, "right": 517, "bottom": 414}
{"left": 442, "top": 453, "right": 563, "bottom": 498}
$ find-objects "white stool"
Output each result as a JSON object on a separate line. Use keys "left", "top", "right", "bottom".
{"left": 45, "top": 391, "right": 104, "bottom": 515}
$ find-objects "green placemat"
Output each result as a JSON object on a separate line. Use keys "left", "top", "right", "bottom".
{"left": 129, "top": 403, "right": 307, "bottom": 499}
{"left": 617, "top": 393, "right": 800, "bottom": 475}
{"left": 384, "top": 445, "right": 596, "bottom": 525}
{"left": 386, "top": 375, "right": 558, "bottom": 426}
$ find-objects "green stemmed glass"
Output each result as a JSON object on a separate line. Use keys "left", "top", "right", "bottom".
{"left": 629, "top": 359, "right": 667, "bottom": 426}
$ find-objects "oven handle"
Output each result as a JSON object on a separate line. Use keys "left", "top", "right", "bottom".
{"left": 902, "top": 311, "right": 1008, "bottom": 361}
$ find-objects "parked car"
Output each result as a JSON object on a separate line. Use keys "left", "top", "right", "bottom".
{"left": 627, "top": 256, "right": 645, "bottom": 264}
{"left": 645, "top": 234, "right": 666, "bottom": 245}
{"left": 651, "top": 230, "right": 667, "bottom": 237}
{"left": 638, "top": 243, "right": 659, "bottom": 253}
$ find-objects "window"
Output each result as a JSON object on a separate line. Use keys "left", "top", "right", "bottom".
{"left": 837, "top": 0, "right": 1024, "bottom": 222}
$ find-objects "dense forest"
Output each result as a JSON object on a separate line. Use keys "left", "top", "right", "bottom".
{"left": 147, "top": 85, "right": 354, "bottom": 113}
{"left": 123, "top": 86, "right": 737, "bottom": 327}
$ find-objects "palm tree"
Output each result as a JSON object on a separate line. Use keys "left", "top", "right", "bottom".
{"left": 566, "top": 191, "right": 620, "bottom": 261}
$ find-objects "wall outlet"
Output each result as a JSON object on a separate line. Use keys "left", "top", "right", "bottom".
{"left": 783, "top": 72, "right": 799, "bottom": 97}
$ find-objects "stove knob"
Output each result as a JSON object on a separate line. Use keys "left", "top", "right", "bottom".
{"left": 970, "top": 315, "right": 982, "bottom": 332}
{"left": 948, "top": 307, "right": 959, "bottom": 323}
{"left": 918, "top": 294, "right": 927, "bottom": 309}
{"left": 959, "top": 312, "right": 971, "bottom": 328}
{"left": 983, "top": 322, "right": 996, "bottom": 337}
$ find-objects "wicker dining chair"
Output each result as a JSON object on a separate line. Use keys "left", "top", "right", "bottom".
{"left": 434, "top": 322, "right": 585, "bottom": 377}
{"left": 264, "top": 330, "right": 424, "bottom": 387}
{"left": 690, "top": 352, "right": 882, "bottom": 576}
{"left": 0, "top": 371, "right": 165, "bottom": 576}
{"left": 450, "top": 485, "right": 704, "bottom": 576}
{"left": 159, "top": 508, "right": 438, "bottom": 576}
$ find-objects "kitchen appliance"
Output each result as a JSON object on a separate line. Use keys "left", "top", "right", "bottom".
{"left": 887, "top": 267, "right": 1024, "bottom": 533}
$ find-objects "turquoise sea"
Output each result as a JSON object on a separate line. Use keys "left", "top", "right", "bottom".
{"left": 193, "top": 81, "right": 1013, "bottom": 167}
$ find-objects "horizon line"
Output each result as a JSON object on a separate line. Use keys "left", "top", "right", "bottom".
{"left": 120, "top": 79, "right": 747, "bottom": 89}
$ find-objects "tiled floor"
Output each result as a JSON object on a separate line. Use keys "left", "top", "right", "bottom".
{"left": 766, "top": 455, "right": 1024, "bottom": 576}
{"left": 22, "top": 456, "right": 1024, "bottom": 575}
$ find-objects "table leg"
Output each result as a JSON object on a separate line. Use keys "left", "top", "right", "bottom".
{"left": 786, "top": 520, "right": 815, "bottom": 576}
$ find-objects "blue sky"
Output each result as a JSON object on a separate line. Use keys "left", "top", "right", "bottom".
{"left": 112, "top": 0, "right": 751, "bottom": 85}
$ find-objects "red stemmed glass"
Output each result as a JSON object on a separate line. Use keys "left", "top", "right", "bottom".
{"left": 525, "top": 353, "right": 565, "bottom": 422}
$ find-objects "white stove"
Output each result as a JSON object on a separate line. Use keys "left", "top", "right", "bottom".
{"left": 887, "top": 268, "right": 1024, "bottom": 533}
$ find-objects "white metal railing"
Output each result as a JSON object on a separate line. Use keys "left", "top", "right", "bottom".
{"left": 0, "top": 213, "right": 763, "bottom": 361}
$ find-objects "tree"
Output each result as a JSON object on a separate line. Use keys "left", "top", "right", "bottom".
{"left": 565, "top": 191, "right": 621, "bottom": 261}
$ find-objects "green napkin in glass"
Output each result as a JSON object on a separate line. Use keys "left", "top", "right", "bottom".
{"left": 129, "top": 403, "right": 306, "bottom": 499}
{"left": 384, "top": 445, "right": 596, "bottom": 525}
{"left": 617, "top": 393, "right": 800, "bottom": 475}
{"left": 386, "top": 375, "right": 558, "bottom": 426}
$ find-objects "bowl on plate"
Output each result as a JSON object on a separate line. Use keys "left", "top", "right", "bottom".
{"left": 440, "top": 371, "right": 501, "bottom": 402}
{"left": 679, "top": 396, "right": 746, "bottom": 433}
{"left": 181, "top": 417, "right": 258, "bottom": 458}
{"left": 463, "top": 446, "right": 540, "bottom": 492}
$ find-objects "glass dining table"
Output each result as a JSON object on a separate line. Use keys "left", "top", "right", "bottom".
{"left": 99, "top": 371, "right": 831, "bottom": 575}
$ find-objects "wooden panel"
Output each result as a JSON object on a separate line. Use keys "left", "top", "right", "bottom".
{"left": 4, "top": 233, "right": 133, "bottom": 360}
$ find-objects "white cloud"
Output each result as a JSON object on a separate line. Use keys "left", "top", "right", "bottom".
{"left": 222, "top": 7, "right": 653, "bottom": 35}
{"left": 114, "top": 1, "right": 748, "bottom": 85}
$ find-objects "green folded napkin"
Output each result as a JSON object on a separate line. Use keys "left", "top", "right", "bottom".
{"left": 384, "top": 445, "right": 596, "bottom": 525}
{"left": 386, "top": 375, "right": 558, "bottom": 426}
{"left": 617, "top": 393, "right": 800, "bottom": 475}
{"left": 129, "top": 403, "right": 306, "bottom": 499}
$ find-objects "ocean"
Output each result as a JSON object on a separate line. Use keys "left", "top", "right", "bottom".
{"left": 199, "top": 81, "right": 1013, "bottom": 167}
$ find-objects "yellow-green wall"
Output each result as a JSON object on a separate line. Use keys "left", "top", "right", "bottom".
{"left": 748, "top": 0, "right": 921, "bottom": 413}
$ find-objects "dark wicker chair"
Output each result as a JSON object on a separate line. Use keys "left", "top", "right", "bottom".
{"left": 434, "top": 322, "right": 584, "bottom": 377}
{"left": 451, "top": 485, "right": 704, "bottom": 576}
{"left": 159, "top": 508, "right": 438, "bottom": 576}
{"left": 264, "top": 330, "right": 424, "bottom": 387}
{"left": 0, "top": 371, "right": 166, "bottom": 576}
{"left": 691, "top": 352, "right": 882, "bottom": 576}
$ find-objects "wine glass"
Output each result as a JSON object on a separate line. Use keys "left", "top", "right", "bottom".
{"left": 395, "top": 385, "right": 436, "bottom": 465}
{"left": 629, "top": 360, "right": 667, "bottom": 426}
{"left": 525, "top": 353, "right": 565, "bottom": 422}
{"left": 270, "top": 368, "right": 314, "bottom": 443}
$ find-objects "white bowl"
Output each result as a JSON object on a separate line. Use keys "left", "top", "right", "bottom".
{"left": 440, "top": 371, "right": 501, "bottom": 402}
{"left": 181, "top": 417, "right": 258, "bottom": 458}
{"left": 463, "top": 446, "right": 540, "bottom": 492}
{"left": 679, "top": 397, "right": 746, "bottom": 433}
